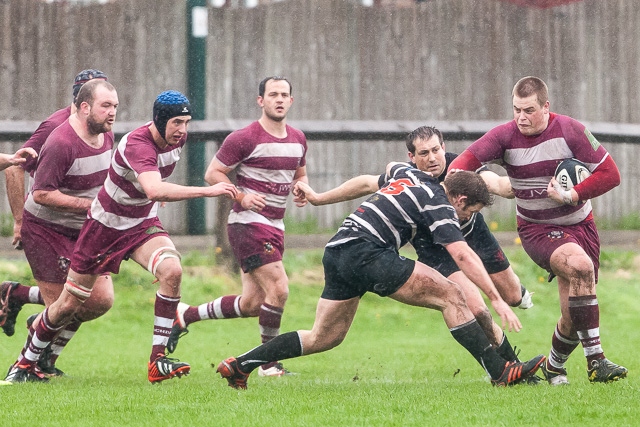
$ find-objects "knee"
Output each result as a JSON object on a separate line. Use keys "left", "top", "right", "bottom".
{"left": 444, "top": 284, "right": 468, "bottom": 312}
{"left": 503, "top": 289, "right": 522, "bottom": 307}
{"left": 555, "top": 252, "right": 594, "bottom": 283}
{"left": 307, "top": 330, "right": 346, "bottom": 353}
{"left": 158, "top": 264, "right": 183, "bottom": 294}
{"left": 324, "top": 335, "right": 345, "bottom": 350}
{"left": 269, "top": 284, "right": 289, "bottom": 307}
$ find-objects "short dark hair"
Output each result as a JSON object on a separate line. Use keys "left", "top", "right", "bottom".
{"left": 74, "top": 79, "right": 115, "bottom": 109}
{"left": 443, "top": 171, "right": 493, "bottom": 208}
{"left": 512, "top": 76, "right": 549, "bottom": 106}
{"left": 259, "top": 76, "right": 292, "bottom": 97}
{"left": 405, "top": 126, "right": 444, "bottom": 154}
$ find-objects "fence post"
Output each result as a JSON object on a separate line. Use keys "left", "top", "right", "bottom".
{"left": 186, "top": 0, "right": 208, "bottom": 235}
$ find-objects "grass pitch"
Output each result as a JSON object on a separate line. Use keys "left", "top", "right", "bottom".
{"left": 0, "top": 246, "right": 638, "bottom": 426}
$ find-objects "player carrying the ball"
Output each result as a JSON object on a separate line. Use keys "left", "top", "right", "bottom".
{"left": 449, "top": 76, "right": 627, "bottom": 385}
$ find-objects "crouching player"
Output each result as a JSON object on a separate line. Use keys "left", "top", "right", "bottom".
{"left": 215, "top": 166, "right": 545, "bottom": 389}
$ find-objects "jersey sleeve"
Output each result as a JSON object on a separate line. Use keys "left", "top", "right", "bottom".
{"left": 416, "top": 185, "right": 465, "bottom": 246}
{"left": 21, "top": 112, "right": 68, "bottom": 173}
{"left": 448, "top": 149, "right": 483, "bottom": 172}
{"left": 563, "top": 119, "right": 621, "bottom": 199}
{"left": 31, "top": 135, "right": 75, "bottom": 192}
{"left": 215, "top": 130, "right": 251, "bottom": 169}
{"left": 427, "top": 205, "right": 465, "bottom": 246}
{"left": 121, "top": 132, "right": 160, "bottom": 176}
{"left": 466, "top": 123, "right": 513, "bottom": 163}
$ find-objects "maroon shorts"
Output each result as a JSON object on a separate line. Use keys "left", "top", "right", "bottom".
{"left": 227, "top": 223, "right": 284, "bottom": 273}
{"left": 517, "top": 218, "right": 600, "bottom": 281}
{"left": 21, "top": 213, "right": 78, "bottom": 284}
{"left": 71, "top": 217, "right": 169, "bottom": 275}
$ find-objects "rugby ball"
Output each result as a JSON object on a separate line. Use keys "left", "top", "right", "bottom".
{"left": 555, "top": 158, "right": 591, "bottom": 190}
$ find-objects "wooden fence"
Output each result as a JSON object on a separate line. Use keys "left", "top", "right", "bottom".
{"left": 1, "top": 119, "right": 638, "bottom": 235}
{"left": 0, "top": 0, "right": 638, "bottom": 124}
{"left": 0, "top": 0, "right": 639, "bottom": 234}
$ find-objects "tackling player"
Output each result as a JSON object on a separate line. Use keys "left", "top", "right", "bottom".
{"left": 215, "top": 167, "right": 545, "bottom": 389}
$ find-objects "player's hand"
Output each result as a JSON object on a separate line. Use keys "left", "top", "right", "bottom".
{"left": 293, "top": 181, "right": 319, "bottom": 206}
{"left": 240, "top": 192, "right": 266, "bottom": 212}
{"left": 12, "top": 219, "right": 22, "bottom": 250}
{"left": 490, "top": 299, "right": 522, "bottom": 333}
{"left": 547, "top": 178, "right": 576, "bottom": 205}
{"left": 208, "top": 182, "right": 238, "bottom": 200}
{"left": 9, "top": 147, "right": 37, "bottom": 165}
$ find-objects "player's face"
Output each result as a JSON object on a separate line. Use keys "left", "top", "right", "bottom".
{"left": 409, "top": 136, "right": 446, "bottom": 178}
{"left": 258, "top": 80, "right": 293, "bottom": 122}
{"left": 450, "top": 196, "right": 484, "bottom": 222}
{"left": 164, "top": 116, "right": 191, "bottom": 145}
{"left": 86, "top": 86, "right": 118, "bottom": 135}
{"left": 513, "top": 94, "right": 549, "bottom": 136}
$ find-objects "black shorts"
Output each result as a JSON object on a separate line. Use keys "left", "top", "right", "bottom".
{"left": 465, "top": 213, "right": 510, "bottom": 275}
{"left": 416, "top": 213, "right": 510, "bottom": 277}
{"left": 321, "top": 239, "right": 415, "bottom": 301}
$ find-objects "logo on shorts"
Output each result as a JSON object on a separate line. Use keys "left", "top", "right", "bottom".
{"left": 263, "top": 242, "right": 274, "bottom": 254}
{"left": 58, "top": 257, "right": 70, "bottom": 273}
{"left": 145, "top": 226, "right": 164, "bottom": 235}
{"left": 547, "top": 230, "right": 565, "bottom": 240}
{"left": 96, "top": 250, "right": 113, "bottom": 266}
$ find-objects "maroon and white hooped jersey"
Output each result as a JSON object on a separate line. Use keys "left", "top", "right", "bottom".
{"left": 215, "top": 121, "right": 307, "bottom": 230}
{"left": 90, "top": 123, "right": 185, "bottom": 230}
{"left": 21, "top": 106, "right": 72, "bottom": 176}
{"left": 24, "top": 120, "right": 113, "bottom": 232}
{"left": 467, "top": 113, "right": 610, "bottom": 226}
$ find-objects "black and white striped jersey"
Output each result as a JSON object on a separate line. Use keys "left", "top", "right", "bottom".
{"left": 327, "top": 163, "right": 465, "bottom": 251}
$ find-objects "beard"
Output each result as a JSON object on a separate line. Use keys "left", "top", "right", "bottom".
{"left": 87, "top": 114, "right": 113, "bottom": 135}
{"left": 264, "top": 109, "right": 285, "bottom": 122}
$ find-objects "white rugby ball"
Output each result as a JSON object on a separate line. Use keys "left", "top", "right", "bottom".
{"left": 555, "top": 158, "right": 591, "bottom": 190}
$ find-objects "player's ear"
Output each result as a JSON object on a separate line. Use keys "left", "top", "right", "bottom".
{"left": 455, "top": 195, "right": 468, "bottom": 208}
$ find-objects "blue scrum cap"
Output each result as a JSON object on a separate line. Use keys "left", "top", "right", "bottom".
{"left": 153, "top": 90, "right": 192, "bottom": 141}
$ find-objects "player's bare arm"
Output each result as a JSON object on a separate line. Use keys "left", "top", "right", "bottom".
{"left": 479, "top": 170, "right": 514, "bottom": 199}
{"left": 295, "top": 174, "right": 379, "bottom": 206}
{"left": 204, "top": 157, "right": 265, "bottom": 211}
{"left": 5, "top": 165, "right": 26, "bottom": 246}
{"left": 139, "top": 170, "right": 237, "bottom": 202}
{"left": 32, "top": 189, "right": 93, "bottom": 214}
{"left": 445, "top": 240, "right": 522, "bottom": 332}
